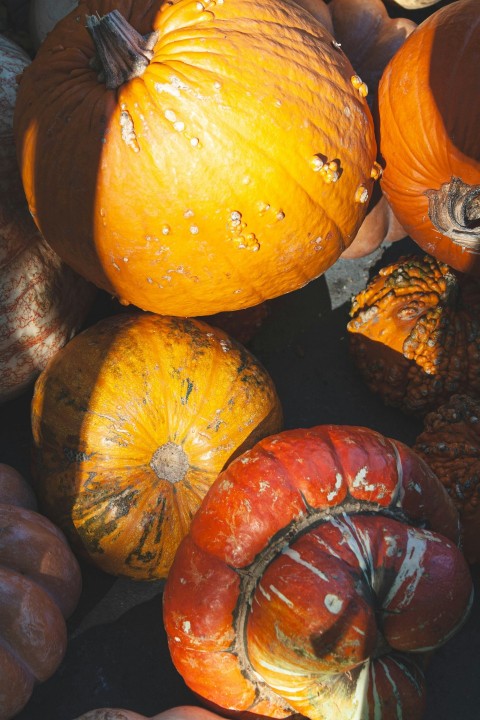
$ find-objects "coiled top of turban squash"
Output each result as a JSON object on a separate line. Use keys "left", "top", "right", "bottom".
{"left": 163, "top": 425, "right": 473, "bottom": 720}
{"left": 347, "top": 254, "right": 480, "bottom": 416}
{"left": 13, "top": 0, "right": 377, "bottom": 317}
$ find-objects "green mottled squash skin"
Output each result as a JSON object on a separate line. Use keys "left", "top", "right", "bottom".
{"left": 31, "top": 312, "right": 282, "bottom": 580}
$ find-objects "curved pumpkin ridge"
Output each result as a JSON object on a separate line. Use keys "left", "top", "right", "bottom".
{"left": 164, "top": 425, "right": 470, "bottom": 720}
{"left": 32, "top": 313, "right": 282, "bottom": 579}
{"left": 378, "top": 1, "right": 480, "bottom": 271}
{"left": 15, "top": 0, "right": 376, "bottom": 316}
{"left": 0, "top": 566, "right": 67, "bottom": 681}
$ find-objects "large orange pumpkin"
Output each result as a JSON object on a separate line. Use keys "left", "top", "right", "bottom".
{"left": 31, "top": 312, "right": 282, "bottom": 580}
{"left": 163, "top": 425, "right": 472, "bottom": 720}
{"left": 378, "top": 0, "right": 480, "bottom": 275}
{"left": 13, "top": 0, "right": 377, "bottom": 317}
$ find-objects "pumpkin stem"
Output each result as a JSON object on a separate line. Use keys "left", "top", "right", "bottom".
{"left": 150, "top": 442, "right": 189, "bottom": 484}
{"left": 86, "top": 10, "right": 159, "bottom": 90}
{"left": 425, "top": 177, "right": 480, "bottom": 253}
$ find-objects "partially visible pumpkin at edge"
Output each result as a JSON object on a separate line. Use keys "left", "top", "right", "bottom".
{"left": 0, "top": 463, "right": 82, "bottom": 720}
{"left": 1, "top": 33, "right": 96, "bottom": 404}
{"left": 378, "top": 0, "right": 480, "bottom": 275}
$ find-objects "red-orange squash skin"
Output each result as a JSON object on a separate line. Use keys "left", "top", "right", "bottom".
{"left": 31, "top": 312, "right": 282, "bottom": 580}
{"left": 13, "top": 0, "right": 377, "bottom": 317}
{"left": 378, "top": 0, "right": 480, "bottom": 275}
{"left": 0, "top": 465, "right": 82, "bottom": 720}
{"left": 163, "top": 425, "right": 472, "bottom": 720}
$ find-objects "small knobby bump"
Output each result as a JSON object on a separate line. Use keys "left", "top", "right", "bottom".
{"left": 351, "top": 74, "right": 368, "bottom": 98}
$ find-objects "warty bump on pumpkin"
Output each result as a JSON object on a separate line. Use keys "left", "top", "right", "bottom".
{"left": 13, "top": 0, "right": 377, "bottom": 317}
{"left": 347, "top": 254, "right": 480, "bottom": 416}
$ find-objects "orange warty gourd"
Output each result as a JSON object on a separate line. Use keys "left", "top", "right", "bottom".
{"left": 163, "top": 425, "right": 472, "bottom": 720}
{"left": 31, "top": 312, "right": 283, "bottom": 580}
{"left": 0, "top": 463, "right": 82, "bottom": 720}
{"left": 378, "top": 0, "right": 480, "bottom": 275}
{"left": 13, "top": 0, "right": 377, "bottom": 317}
{"left": 347, "top": 254, "right": 480, "bottom": 416}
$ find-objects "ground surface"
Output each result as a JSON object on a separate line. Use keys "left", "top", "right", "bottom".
{"left": 2, "top": 236, "right": 480, "bottom": 720}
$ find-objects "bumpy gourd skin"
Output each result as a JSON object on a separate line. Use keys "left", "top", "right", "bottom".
{"left": 14, "top": 0, "right": 377, "bottom": 316}
{"left": 31, "top": 312, "right": 282, "bottom": 580}
{"left": 348, "top": 254, "right": 480, "bottom": 416}
{"left": 414, "top": 394, "right": 480, "bottom": 564}
{"left": 163, "top": 425, "right": 472, "bottom": 720}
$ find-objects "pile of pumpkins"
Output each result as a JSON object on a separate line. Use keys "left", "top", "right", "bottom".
{"left": 1, "top": 0, "right": 479, "bottom": 719}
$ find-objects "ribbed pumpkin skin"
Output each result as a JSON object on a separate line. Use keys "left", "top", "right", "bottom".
{"left": 31, "top": 313, "right": 282, "bottom": 580}
{"left": 14, "top": 0, "right": 377, "bottom": 316}
{"left": 0, "top": 208, "right": 97, "bottom": 403}
{"left": 163, "top": 425, "right": 472, "bottom": 720}
{"left": 378, "top": 0, "right": 480, "bottom": 275}
{"left": 0, "top": 465, "right": 82, "bottom": 720}
{"left": 347, "top": 254, "right": 480, "bottom": 416}
{"left": 1, "top": 34, "right": 96, "bottom": 404}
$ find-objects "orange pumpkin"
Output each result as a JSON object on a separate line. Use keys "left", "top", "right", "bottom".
{"left": 0, "top": 463, "right": 82, "bottom": 719}
{"left": 347, "top": 254, "right": 480, "bottom": 416}
{"left": 163, "top": 425, "right": 472, "bottom": 720}
{"left": 31, "top": 312, "right": 283, "bottom": 580}
{"left": 378, "top": 0, "right": 480, "bottom": 275}
{"left": 14, "top": 0, "right": 377, "bottom": 317}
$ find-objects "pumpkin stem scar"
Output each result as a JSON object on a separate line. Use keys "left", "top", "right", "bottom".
{"left": 425, "top": 177, "right": 480, "bottom": 253}
{"left": 150, "top": 441, "right": 189, "bottom": 483}
{"left": 86, "top": 10, "right": 159, "bottom": 90}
